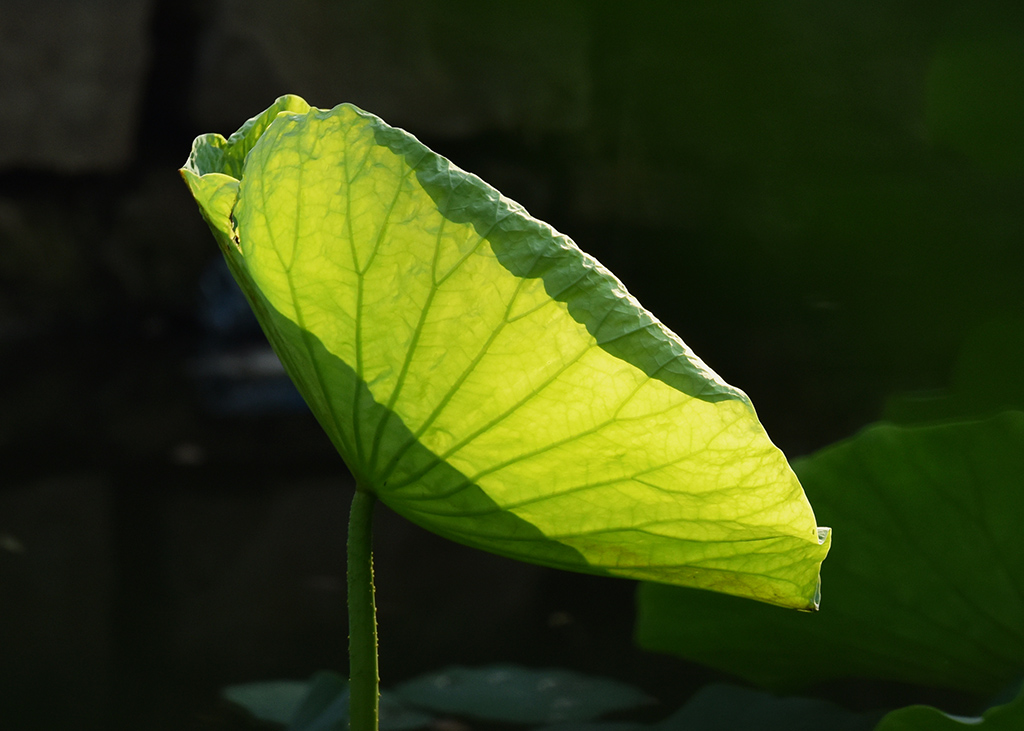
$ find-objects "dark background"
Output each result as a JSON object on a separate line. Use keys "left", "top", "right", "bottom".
{"left": 2, "top": 1, "right": 1022, "bottom": 728}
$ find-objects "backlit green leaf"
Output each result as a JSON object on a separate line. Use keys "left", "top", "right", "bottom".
{"left": 181, "top": 95, "right": 829, "bottom": 609}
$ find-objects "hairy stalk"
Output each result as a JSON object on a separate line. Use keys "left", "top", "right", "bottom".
{"left": 348, "top": 488, "right": 379, "bottom": 731}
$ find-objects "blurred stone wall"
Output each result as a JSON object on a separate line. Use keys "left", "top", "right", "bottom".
{"left": 189, "top": 0, "right": 592, "bottom": 140}
{"left": 0, "top": 0, "right": 154, "bottom": 172}
{"left": 0, "top": 0, "right": 599, "bottom": 334}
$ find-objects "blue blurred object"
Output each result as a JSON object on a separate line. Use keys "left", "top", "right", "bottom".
{"left": 197, "top": 255, "right": 263, "bottom": 341}
{"left": 189, "top": 257, "right": 308, "bottom": 415}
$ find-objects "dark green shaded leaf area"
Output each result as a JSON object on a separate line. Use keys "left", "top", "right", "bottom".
{"left": 637, "top": 412, "right": 1024, "bottom": 695}
{"left": 876, "top": 681, "right": 1024, "bottom": 730}
{"left": 391, "top": 665, "right": 650, "bottom": 724}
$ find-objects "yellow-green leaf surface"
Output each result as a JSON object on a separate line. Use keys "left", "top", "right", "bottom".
{"left": 181, "top": 95, "right": 829, "bottom": 609}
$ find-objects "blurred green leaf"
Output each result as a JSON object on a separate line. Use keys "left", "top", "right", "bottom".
{"left": 656, "top": 683, "right": 880, "bottom": 731}
{"left": 536, "top": 723, "right": 648, "bottom": 731}
{"left": 223, "top": 672, "right": 432, "bottom": 731}
{"left": 875, "top": 681, "right": 1024, "bottom": 730}
{"left": 289, "top": 671, "right": 348, "bottom": 731}
{"left": 223, "top": 679, "right": 310, "bottom": 725}
{"left": 637, "top": 413, "right": 1024, "bottom": 695}
{"left": 531, "top": 683, "right": 880, "bottom": 731}
{"left": 391, "top": 665, "right": 649, "bottom": 724}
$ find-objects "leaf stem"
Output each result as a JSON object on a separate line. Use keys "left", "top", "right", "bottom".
{"left": 348, "top": 487, "right": 379, "bottom": 731}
